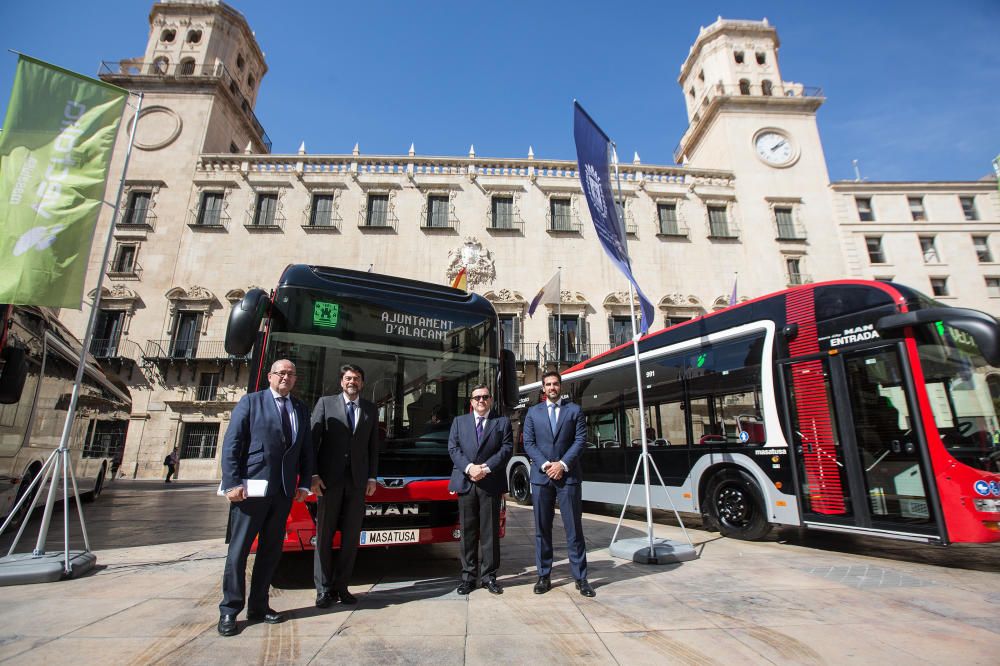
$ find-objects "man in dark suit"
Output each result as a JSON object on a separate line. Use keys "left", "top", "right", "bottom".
{"left": 522, "top": 370, "right": 595, "bottom": 597}
{"left": 447, "top": 384, "right": 513, "bottom": 595}
{"left": 311, "top": 364, "right": 379, "bottom": 607}
{"left": 218, "top": 359, "right": 312, "bottom": 636}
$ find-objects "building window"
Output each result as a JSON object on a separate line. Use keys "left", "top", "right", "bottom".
{"left": 688, "top": 87, "right": 695, "bottom": 99}
{"left": 491, "top": 196, "right": 515, "bottom": 229}
{"left": 236, "top": 54, "right": 245, "bottom": 71}
{"left": 987, "top": 278, "right": 1000, "bottom": 298}
{"left": 160, "top": 28, "right": 176, "bottom": 42}
{"left": 170, "top": 312, "right": 201, "bottom": 359}
{"left": 197, "top": 373, "right": 220, "bottom": 401}
{"left": 866, "top": 236, "right": 886, "bottom": 264}
{"left": 366, "top": 194, "right": 389, "bottom": 227}
{"left": 179, "top": 58, "right": 195, "bottom": 75}
{"left": 122, "top": 191, "right": 152, "bottom": 227}
{"left": 247, "top": 74, "right": 256, "bottom": 90}
{"left": 309, "top": 194, "right": 336, "bottom": 227}
{"left": 698, "top": 69, "right": 705, "bottom": 82}
{"left": 608, "top": 316, "right": 633, "bottom": 347}
{"left": 856, "top": 197, "right": 874, "bottom": 221}
{"left": 186, "top": 29, "right": 202, "bottom": 44}
{"left": 229, "top": 142, "right": 239, "bottom": 154}
{"left": 961, "top": 196, "right": 979, "bottom": 221}
{"left": 909, "top": 196, "right": 926, "bottom": 221}
{"left": 499, "top": 314, "right": 521, "bottom": 356}
{"left": 774, "top": 206, "right": 797, "bottom": 239}
{"left": 84, "top": 420, "right": 128, "bottom": 460}
{"left": 549, "top": 198, "right": 574, "bottom": 231}
{"left": 151, "top": 56, "right": 170, "bottom": 75}
{"left": 930, "top": 277, "right": 949, "bottom": 297}
{"left": 919, "top": 236, "right": 939, "bottom": 263}
{"left": 657, "top": 202, "right": 681, "bottom": 235}
{"left": 252, "top": 193, "right": 278, "bottom": 227}
{"left": 111, "top": 243, "right": 138, "bottom": 275}
{"left": 90, "top": 310, "right": 125, "bottom": 358}
{"left": 665, "top": 315, "right": 694, "bottom": 328}
{"left": 707, "top": 205, "right": 732, "bottom": 237}
{"left": 761, "top": 79, "right": 773, "bottom": 96}
{"left": 734, "top": 51, "right": 745, "bottom": 64}
{"left": 974, "top": 235, "right": 993, "bottom": 262}
{"left": 786, "top": 258, "right": 803, "bottom": 285}
{"left": 755, "top": 52, "right": 766, "bottom": 65}
{"left": 196, "top": 191, "right": 225, "bottom": 226}
{"left": 739, "top": 79, "right": 751, "bottom": 95}
{"left": 181, "top": 423, "right": 219, "bottom": 459}
{"left": 615, "top": 201, "right": 636, "bottom": 235}
{"left": 426, "top": 195, "right": 450, "bottom": 228}
{"left": 549, "top": 315, "right": 588, "bottom": 363}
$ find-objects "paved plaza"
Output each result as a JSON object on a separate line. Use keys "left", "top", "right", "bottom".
{"left": 0, "top": 481, "right": 998, "bottom": 664}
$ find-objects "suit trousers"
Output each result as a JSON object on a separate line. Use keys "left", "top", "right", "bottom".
{"left": 532, "top": 482, "right": 588, "bottom": 580}
{"left": 313, "top": 481, "right": 366, "bottom": 593}
{"left": 220, "top": 495, "right": 292, "bottom": 615}
{"left": 458, "top": 484, "right": 501, "bottom": 582}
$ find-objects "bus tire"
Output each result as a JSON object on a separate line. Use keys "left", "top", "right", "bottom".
{"left": 83, "top": 465, "right": 106, "bottom": 503}
{"left": 8, "top": 464, "right": 40, "bottom": 527}
{"left": 705, "top": 469, "right": 771, "bottom": 541}
{"left": 509, "top": 464, "right": 532, "bottom": 506}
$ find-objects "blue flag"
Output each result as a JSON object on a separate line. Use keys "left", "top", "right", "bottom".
{"left": 573, "top": 102, "right": 654, "bottom": 334}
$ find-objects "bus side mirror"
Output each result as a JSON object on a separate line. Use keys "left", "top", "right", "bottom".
{"left": 500, "top": 348, "right": 518, "bottom": 409}
{"left": 225, "top": 288, "right": 270, "bottom": 356}
{"left": 0, "top": 346, "right": 28, "bottom": 404}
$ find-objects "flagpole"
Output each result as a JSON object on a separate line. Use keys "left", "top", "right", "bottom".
{"left": 556, "top": 266, "right": 562, "bottom": 368}
{"left": 29, "top": 91, "right": 143, "bottom": 574}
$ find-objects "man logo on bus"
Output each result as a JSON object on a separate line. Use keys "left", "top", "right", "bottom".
{"left": 313, "top": 301, "right": 339, "bottom": 329}
{"left": 974, "top": 480, "right": 990, "bottom": 496}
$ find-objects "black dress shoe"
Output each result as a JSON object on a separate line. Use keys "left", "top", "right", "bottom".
{"left": 217, "top": 613, "right": 238, "bottom": 636}
{"left": 483, "top": 578, "right": 503, "bottom": 594}
{"left": 336, "top": 589, "right": 358, "bottom": 605}
{"left": 533, "top": 576, "right": 551, "bottom": 594}
{"left": 575, "top": 579, "right": 596, "bottom": 598}
{"left": 456, "top": 580, "right": 476, "bottom": 595}
{"left": 315, "top": 592, "right": 334, "bottom": 609}
{"left": 247, "top": 607, "right": 284, "bottom": 624}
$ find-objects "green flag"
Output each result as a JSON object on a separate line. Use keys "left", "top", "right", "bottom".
{"left": 0, "top": 55, "right": 128, "bottom": 308}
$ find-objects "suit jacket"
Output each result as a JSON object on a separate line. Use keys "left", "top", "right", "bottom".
{"left": 522, "top": 400, "right": 587, "bottom": 486}
{"left": 221, "top": 389, "right": 312, "bottom": 497}
{"left": 311, "top": 393, "right": 380, "bottom": 488}
{"left": 447, "top": 412, "right": 513, "bottom": 496}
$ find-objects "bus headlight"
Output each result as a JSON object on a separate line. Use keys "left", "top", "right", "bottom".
{"left": 973, "top": 498, "right": 1000, "bottom": 513}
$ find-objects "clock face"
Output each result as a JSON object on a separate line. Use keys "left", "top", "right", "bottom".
{"left": 754, "top": 131, "right": 796, "bottom": 166}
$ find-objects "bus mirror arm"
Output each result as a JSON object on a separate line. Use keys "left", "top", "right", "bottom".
{"left": 877, "top": 308, "right": 1000, "bottom": 366}
{"left": 225, "top": 288, "right": 270, "bottom": 356}
{"left": 500, "top": 348, "right": 518, "bottom": 408}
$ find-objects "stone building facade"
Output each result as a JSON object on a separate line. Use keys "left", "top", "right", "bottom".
{"left": 58, "top": 2, "right": 1000, "bottom": 479}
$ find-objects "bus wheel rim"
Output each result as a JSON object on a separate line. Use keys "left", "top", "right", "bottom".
{"left": 717, "top": 485, "right": 750, "bottom": 526}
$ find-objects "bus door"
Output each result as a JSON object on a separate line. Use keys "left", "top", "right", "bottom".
{"left": 784, "top": 344, "right": 943, "bottom": 540}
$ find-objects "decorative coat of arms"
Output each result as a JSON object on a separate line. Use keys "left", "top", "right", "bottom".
{"left": 584, "top": 164, "right": 607, "bottom": 221}
{"left": 445, "top": 237, "right": 496, "bottom": 289}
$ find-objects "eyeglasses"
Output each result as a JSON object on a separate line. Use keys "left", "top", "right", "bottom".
{"left": 471, "top": 395, "right": 491, "bottom": 401}
{"left": 270, "top": 371, "right": 296, "bottom": 377}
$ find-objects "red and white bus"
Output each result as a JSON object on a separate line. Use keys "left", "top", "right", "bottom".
{"left": 508, "top": 280, "right": 1000, "bottom": 545}
{"left": 0, "top": 304, "right": 129, "bottom": 527}
{"left": 225, "top": 265, "right": 517, "bottom": 552}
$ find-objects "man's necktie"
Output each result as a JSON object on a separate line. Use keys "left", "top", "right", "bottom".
{"left": 476, "top": 416, "right": 484, "bottom": 442}
{"left": 548, "top": 403, "right": 557, "bottom": 434}
{"left": 278, "top": 396, "right": 293, "bottom": 446}
{"left": 347, "top": 401, "right": 356, "bottom": 432}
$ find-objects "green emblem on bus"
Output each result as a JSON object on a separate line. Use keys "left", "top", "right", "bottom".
{"left": 314, "top": 301, "right": 339, "bottom": 328}
{"left": 696, "top": 353, "right": 707, "bottom": 368}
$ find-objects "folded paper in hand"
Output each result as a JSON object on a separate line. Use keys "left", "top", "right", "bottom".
{"left": 216, "top": 479, "right": 268, "bottom": 497}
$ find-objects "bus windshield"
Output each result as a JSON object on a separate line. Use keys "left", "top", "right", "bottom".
{"left": 915, "top": 321, "right": 1000, "bottom": 472}
{"left": 263, "top": 289, "right": 498, "bottom": 477}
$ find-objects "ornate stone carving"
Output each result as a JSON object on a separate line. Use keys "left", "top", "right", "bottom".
{"left": 445, "top": 237, "right": 496, "bottom": 288}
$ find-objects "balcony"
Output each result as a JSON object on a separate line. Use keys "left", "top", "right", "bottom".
{"left": 420, "top": 203, "right": 460, "bottom": 232}
{"left": 117, "top": 207, "right": 156, "bottom": 231}
{"left": 301, "top": 206, "right": 341, "bottom": 232}
{"left": 657, "top": 218, "right": 690, "bottom": 238}
{"left": 99, "top": 60, "right": 271, "bottom": 152}
{"left": 546, "top": 213, "right": 582, "bottom": 234}
{"left": 488, "top": 212, "right": 524, "bottom": 234}
{"left": 357, "top": 208, "right": 398, "bottom": 232}
{"left": 503, "top": 341, "right": 542, "bottom": 364}
{"left": 107, "top": 259, "right": 143, "bottom": 280}
{"left": 787, "top": 273, "right": 813, "bottom": 286}
{"left": 707, "top": 219, "right": 741, "bottom": 240}
{"left": 143, "top": 339, "right": 250, "bottom": 364}
{"left": 187, "top": 209, "right": 230, "bottom": 231}
{"left": 244, "top": 209, "right": 285, "bottom": 232}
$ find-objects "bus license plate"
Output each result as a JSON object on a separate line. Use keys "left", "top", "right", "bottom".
{"left": 359, "top": 529, "right": 419, "bottom": 546}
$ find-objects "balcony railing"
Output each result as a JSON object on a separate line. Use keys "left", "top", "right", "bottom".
{"left": 143, "top": 339, "right": 250, "bottom": 362}
{"left": 547, "top": 213, "right": 582, "bottom": 233}
{"left": 657, "top": 218, "right": 690, "bottom": 237}
{"left": 542, "top": 342, "right": 616, "bottom": 365}
{"left": 89, "top": 337, "right": 143, "bottom": 362}
{"left": 107, "top": 259, "right": 143, "bottom": 280}
{"left": 118, "top": 207, "right": 156, "bottom": 230}
{"left": 488, "top": 212, "right": 524, "bottom": 233}
{"left": 187, "top": 209, "right": 230, "bottom": 231}
{"left": 707, "top": 219, "right": 741, "bottom": 240}
{"left": 787, "top": 273, "right": 813, "bottom": 286}
{"left": 775, "top": 221, "right": 808, "bottom": 241}
{"left": 301, "top": 206, "right": 341, "bottom": 232}
{"left": 420, "top": 203, "right": 459, "bottom": 232}
{"left": 357, "top": 207, "right": 398, "bottom": 231}
{"left": 244, "top": 209, "right": 285, "bottom": 231}
{"left": 99, "top": 60, "right": 271, "bottom": 152}
{"left": 503, "top": 341, "right": 542, "bottom": 364}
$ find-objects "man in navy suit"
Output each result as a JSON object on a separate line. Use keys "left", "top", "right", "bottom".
{"left": 522, "top": 370, "right": 595, "bottom": 597}
{"left": 218, "top": 359, "right": 312, "bottom": 636}
{"left": 447, "top": 384, "right": 513, "bottom": 595}
{"left": 311, "top": 364, "right": 380, "bottom": 607}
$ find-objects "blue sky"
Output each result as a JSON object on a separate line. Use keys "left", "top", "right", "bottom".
{"left": 1, "top": 0, "right": 997, "bottom": 182}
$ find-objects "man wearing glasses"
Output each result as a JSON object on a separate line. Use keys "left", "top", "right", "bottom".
{"left": 218, "top": 359, "right": 312, "bottom": 636}
{"left": 447, "top": 384, "right": 513, "bottom": 594}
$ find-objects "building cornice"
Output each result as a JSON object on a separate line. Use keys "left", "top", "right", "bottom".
{"left": 831, "top": 180, "right": 999, "bottom": 193}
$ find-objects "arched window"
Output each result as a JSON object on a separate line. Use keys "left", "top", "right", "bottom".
{"left": 186, "top": 29, "right": 202, "bottom": 44}
{"left": 179, "top": 58, "right": 195, "bottom": 76}
{"left": 151, "top": 56, "right": 170, "bottom": 75}
{"left": 160, "top": 28, "right": 176, "bottom": 43}
{"left": 247, "top": 73, "right": 255, "bottom": 90}
{"left": 739, "top": 79, "right": 751, "bottom": 95}
{"left": 734, "top": 50, "right": 745, "bottom": 64}
{"left": 761, "top": 79, "right": 773, "bottom": 96}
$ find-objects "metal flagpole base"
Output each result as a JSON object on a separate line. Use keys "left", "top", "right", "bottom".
{"left": 0, "top": 550, "right": 97, "bottom": 586}
{"left": 609, "top": 537, "right": 697, "bottom": 565}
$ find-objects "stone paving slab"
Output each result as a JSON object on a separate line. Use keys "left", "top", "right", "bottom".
{"left": 1, "top": 493, "right": 999, "bottom": 665}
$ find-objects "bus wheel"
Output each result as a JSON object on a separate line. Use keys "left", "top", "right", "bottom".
{"left": 83, "top": 465, "right": 106, "bottom": 503}
{"left": 509, "top": 464, "right": 532, "bottom": 506}
{"left": 8, "top": 465, "right": 40, "bottom": 527}
{"left": 706, "top": 469, "right": 770, "bottom": 541}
